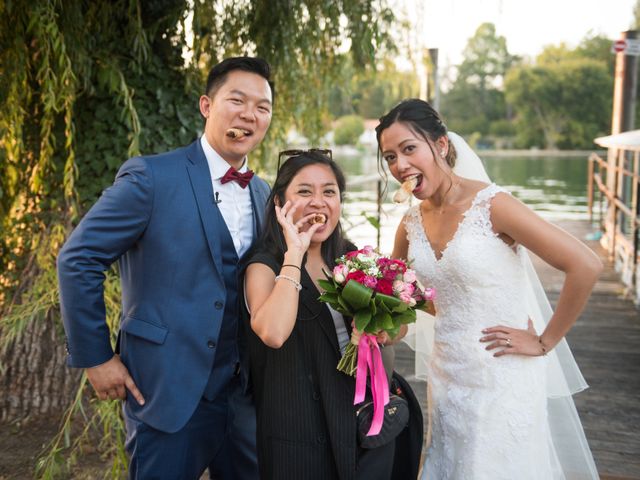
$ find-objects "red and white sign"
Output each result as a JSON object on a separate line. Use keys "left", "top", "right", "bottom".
{"left": 612, "top": 38, "right": 640, "bottom": 56}
{"left": 613, "top": 39, "right": 627, "bottom": 53}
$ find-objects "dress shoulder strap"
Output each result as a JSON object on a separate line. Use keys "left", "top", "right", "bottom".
{"left": 463, "top": 183, "right": 510, "bottom": 234}
{"left": 471, "top": 183, "right": 509, "bottom": 209}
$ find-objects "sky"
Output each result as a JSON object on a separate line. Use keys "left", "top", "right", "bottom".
{"left": 395, "top": 0, "right": 637, "bottom": 66}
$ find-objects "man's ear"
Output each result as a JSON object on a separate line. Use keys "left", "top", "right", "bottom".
{"left": 199, "top": 95, "right": 211, "bottom": 118}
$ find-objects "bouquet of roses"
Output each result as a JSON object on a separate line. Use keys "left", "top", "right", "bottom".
{"left": 318, "top": 246, "right": 435, "bottom": 435}
{"left": 318, "top": 245, "right": 435, "bottom": 375}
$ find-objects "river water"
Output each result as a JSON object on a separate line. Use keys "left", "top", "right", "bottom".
{"left": 337, "top": 149, "right": 591, "bottom": 253}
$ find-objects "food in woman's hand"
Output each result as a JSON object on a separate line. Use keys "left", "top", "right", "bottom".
{"left": 226, "top": 128, "right": 246, "bottom": 139}
{"left": 308, "top": 213, "right": 327, "bottom": 225}
{"left": 393, "top": 176, "right": 419, "bottom": 203}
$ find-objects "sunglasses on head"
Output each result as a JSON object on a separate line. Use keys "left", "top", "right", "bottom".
{"left": 277, "top": 148, "right": 332, "bottom": 171}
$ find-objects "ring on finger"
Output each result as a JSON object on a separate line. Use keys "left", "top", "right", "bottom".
{"left": 506, "top": 338, "right": 512, "bottom": 347}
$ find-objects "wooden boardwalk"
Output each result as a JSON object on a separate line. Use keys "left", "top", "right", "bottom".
{"left": 395, "top": 219, "right": 640, "bottom": 479}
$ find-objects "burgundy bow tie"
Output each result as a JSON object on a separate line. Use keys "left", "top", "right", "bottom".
{"left": 220, "top": 166, "right": 254, "bottom": 188}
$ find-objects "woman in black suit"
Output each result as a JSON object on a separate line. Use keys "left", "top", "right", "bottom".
{"left": 243, "top": 150, "right": 422, "bottom": 480}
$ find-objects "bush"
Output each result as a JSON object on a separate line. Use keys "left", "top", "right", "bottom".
{"left": 333, "top": 115, "right": 365, "bottom": 145}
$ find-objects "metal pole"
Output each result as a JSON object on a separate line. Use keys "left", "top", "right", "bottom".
{"left": 587, "top": 156, "right": 594, "bottom": 220}
{"left": 376, "top": 180, "right": 382, "bottom": 251}
{"left": 428, "top": 48, "right": 440, "bottom": 111}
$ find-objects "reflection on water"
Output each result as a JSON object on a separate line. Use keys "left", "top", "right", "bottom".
{"left": 336, "top": 149, "right": 590, "bottom": 253}
{"left": 482, "top": 155, "right": 588, "bottom": 221}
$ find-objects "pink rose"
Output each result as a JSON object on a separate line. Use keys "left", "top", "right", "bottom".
{"left": 400, "top": 292, "right": 417, "bottom": 306}
{"left": 363, "top": 275, "right": 378, "bottom": 289}
{"left": 333, "top": 264, "right": 349, "bottom": 284}
{"left": 403, "top": 270, "right": 417, "bottom": 283}
{"left": 423, "top": 288, "right": 436, "bottom": 301}
{"left": 403, "top": 283, "right": 415, "bottom": 296}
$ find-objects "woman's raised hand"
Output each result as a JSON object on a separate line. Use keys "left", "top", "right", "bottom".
{"left": 275, "top": 200, "right": 324, "bottom": 254}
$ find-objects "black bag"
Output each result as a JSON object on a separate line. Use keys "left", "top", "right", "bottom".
{"left": 356, "top": 383, "right": 410, "bottom": 449}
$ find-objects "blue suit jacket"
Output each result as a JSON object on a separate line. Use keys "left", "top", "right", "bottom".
{"left": 57, "top": 139, "right": 270, "bottom": 433}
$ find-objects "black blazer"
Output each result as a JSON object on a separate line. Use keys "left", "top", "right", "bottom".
{"left": 244, "top": 250, "right": 423, "bottom": 480}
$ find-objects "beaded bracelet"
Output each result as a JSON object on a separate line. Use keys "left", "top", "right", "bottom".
{"left": 281, "top": 264, "right": 301, "bottom": 271}
{"left": 538, "top": 336, "right": 548, "bottom": 356}
{"left": 275, "top": 274, "right": 302, "bottom": 291}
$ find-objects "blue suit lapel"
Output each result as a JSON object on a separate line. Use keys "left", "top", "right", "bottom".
{"left": 248, "top": 176, "right": 268, "bottom": 238}
{"left": 185, "top": 140, "right": 224, "bottom": 279}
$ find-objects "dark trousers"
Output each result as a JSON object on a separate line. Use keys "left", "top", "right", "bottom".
{"left": 123, "top": 376, "right": 258, "bottom": 480}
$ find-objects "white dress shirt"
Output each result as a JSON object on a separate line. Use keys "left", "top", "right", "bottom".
{"left": 200, "top": 136, "right": 254, "bottom": 258}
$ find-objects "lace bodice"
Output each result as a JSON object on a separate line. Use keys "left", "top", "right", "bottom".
{"left": 405, "top": 183, "right": 529, "bottom": 335}
{"left": 405, "top": 184, "right": 556, "bottom": 479}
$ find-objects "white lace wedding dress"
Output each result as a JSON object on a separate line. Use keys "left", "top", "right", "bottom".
{"left": 406, "top": 183, "right": 562, "bottom": 479}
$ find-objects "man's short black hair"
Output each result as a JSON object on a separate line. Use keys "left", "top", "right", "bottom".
{"left": 205, "top": 56, "right": 274, "bottom": 102}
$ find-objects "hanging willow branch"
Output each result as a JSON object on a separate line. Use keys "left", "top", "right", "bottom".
{"left": 0, "top": 1, "right": 396, "bottom": 477}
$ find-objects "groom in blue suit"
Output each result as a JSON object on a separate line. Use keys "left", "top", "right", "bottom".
{"left": 57, "top": 57, "right": 273, "bottom": 479}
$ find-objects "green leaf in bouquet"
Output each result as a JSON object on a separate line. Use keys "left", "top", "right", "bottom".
{"left": 371, "top": 310, "right": 393, "bottom": 333}
{"left": 318, "top": 293, "right": 339, "bottom": 305}
{"left": 375, "top": 293, "right": 402, "bottom": 312}
{"left": 337, "top": 295, "right": 354, "bottom": 316}
{"left": 377, "top": 300, "right": 391, "bottom": 314}
{"left": 317, "top": 279, "right": 338, "bottom": 293}
{"left": 342, "top": 280, "right": 373, "bottom": 311}
{"left": 369, "top": 299, "right": 377, "bottom": 316}
{"left": 354, "top": 309, "right": 372, "bottom": 332}
{"left": 391, "top": 301, "right": 409, "bottom": 313}
{"left": 394, "top": 309, "right": 416, "bottom": 325}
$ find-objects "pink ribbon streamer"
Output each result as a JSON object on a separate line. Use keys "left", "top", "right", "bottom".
{"left": 354, "top": 333, "right": 390, "bottom": 436}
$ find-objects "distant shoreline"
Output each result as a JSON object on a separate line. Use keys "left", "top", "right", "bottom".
{"left": 332, "top": 144, "right": 607, "bottom": 158}
{"left": 479, "top": 149, "right": 606, "bottom": 157}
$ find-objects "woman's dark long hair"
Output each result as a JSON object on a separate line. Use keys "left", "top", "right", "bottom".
{"left": 375, "top": 98, "right": 457, "bottom": 169}
{"left": 256, "top": 151, "right": 350, "bottom": 268}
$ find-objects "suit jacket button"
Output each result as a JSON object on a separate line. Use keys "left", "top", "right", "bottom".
{"left": 214, "top": 301, "right": 223, "bottom": 310}
{"left": 207, "top": 340, "right": 216, "bottom": 349}
{"left": 316, "top": 434, "right": 326, "bottom": 444}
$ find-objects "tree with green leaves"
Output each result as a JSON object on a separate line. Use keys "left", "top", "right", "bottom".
{"left": 505, "top": 41, "right": 612, "bottom": 149}
{"left": 328, "top": 57, "right": 420, "bottom": 119}
{"left": 0, "top": 1, "right": 395, "bottom": 476}
{"left": 440, "top": 22, "right": 518, "bottom": 144}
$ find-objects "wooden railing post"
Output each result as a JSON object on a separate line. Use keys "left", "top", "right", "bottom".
{"left": 632, "top": 151, "right": 639, "bottom": 291}
{"left": 587, "top": 154, "right": 595, "bottom": 220}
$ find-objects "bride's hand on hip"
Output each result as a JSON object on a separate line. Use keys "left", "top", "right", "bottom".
{"left": 275, "top": 200, "right": 323, "bottom": 253}
{"left": 480, "top": 319, "right": 545, "bottom": 357}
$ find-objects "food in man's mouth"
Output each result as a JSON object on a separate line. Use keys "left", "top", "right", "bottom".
{"left": 308, "top": 213, "right": 327, "bottom": 225}
{"left": 392, "top": 176, "right": 419, "bottom": 203}
{"left": 226, "top": 128, "right": 246, "bottom": 139}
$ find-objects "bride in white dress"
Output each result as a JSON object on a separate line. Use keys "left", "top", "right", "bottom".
{"left": 375, "top": 99, "right": 602, "bottom": 479}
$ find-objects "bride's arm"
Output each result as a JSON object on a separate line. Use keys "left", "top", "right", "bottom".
{"left": 482, "top": 193, "right": 602, "bottom": 356}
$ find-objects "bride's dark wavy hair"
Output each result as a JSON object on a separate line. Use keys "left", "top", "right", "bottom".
{"left": 375, "top": 98, "right": 457, "bottom": 170}
{"left": 255, "top": 151, "right": 350, "bottom": 268}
